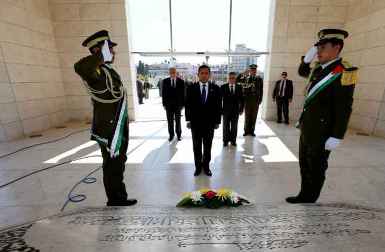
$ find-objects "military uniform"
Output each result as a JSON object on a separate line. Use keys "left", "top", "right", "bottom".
{"left": 287, "top": 29, "right": 357, "bottom": 204}
{"left": 240, "top": 65, "right": 263, "bottom": 136}
{"left": 74, "top": 30, "right": 136, "bottom": 206}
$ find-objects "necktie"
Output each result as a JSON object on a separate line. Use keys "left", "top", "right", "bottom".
{"left": 279, "top": 80, "right": 285, "bottom": 97}
{"left": 172, "top": 79, "right": 175, "bottom": 88}
{"left": 201, "top": 84, "right": 206, "bottom": 104}
{"left": 231, "top": 85, "right": 234, "bottom": 94}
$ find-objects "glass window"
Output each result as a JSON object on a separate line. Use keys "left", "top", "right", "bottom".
{"left": 172, "top": 0, "right": 230, "bottom": 52}
{"left": 231, "top": 0, "right": 271, "bottom": 52}
{"left": 127, "top": 0, "right": 171, "bottom": 51}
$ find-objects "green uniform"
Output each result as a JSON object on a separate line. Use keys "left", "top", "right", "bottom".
{"left": 74, "top": 54, "right": 130, "bottom": 205}
{"left": 295, "top": 57, "right": 356, "bottom": 202}
{"left": 241, "top": 74, "right": 263, "bottom": 135}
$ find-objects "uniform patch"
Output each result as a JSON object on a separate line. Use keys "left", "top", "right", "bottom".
{"left": 341, "top": 67, "right": 358, "bottom": 86}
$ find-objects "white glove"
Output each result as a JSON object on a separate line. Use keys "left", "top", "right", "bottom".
{"left": 325, "top": 137, "right": 341, "bottom": 151}
{"left": 304, "top": 46, "right": 318, "bottom": 64}
{"left": 101, "top": 40, "right": 113, "bottom": 62}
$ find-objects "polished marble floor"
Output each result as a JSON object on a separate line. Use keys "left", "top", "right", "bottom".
{"left": 1, "top": 91, "right": 385, "bottom": 251}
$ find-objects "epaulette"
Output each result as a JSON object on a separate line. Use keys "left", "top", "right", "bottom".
{"left": 341, "top": 60, "right": 358, "bottom": 86}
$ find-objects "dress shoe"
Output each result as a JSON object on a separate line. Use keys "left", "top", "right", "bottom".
{"left": 231, "top": 141, "right": 237, "bottom": 146}
{"left": 277, "top": 120, "right": 282, "bottom": 124}
{"left": 243, "top": 133, "right": 248, "bottom": 136}
{"left": 204, "top": 168, "right": 212, "bottom": 176}
{"left": 107, "top": 199, "right": 138, "bottom": 206}
{"left": 168, "top": 136, "right": 174, "bottom": 142}
{"left": 223, "top": 142, "right": 228, "bottom": 147}
{"left": 285, "top": 121, "right": 289, "bottom": 125}
{"left": 194, "top": 169, "right": 202, "bottom": 176}
{"left": 177, "top": 136, "right": 182, "bottom": 141}
{"left": 251, "top": 133, "right": 256, "bottom": 137}
{"left": 285, "top": 196, "right": 316, "bottom": 204}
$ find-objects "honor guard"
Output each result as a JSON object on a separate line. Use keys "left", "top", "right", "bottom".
{"left": 74, "top": 30, "right": 137, "bottom": 207}
{"left": 286, "top": 29, "right": 357, "bottom": 204}
{"left": 241, "top": 64, "right": 263, "bottom": 136}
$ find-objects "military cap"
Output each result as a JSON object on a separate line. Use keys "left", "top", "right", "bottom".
{"left": 249, "top": 64, "right": 258, "bottom": 69}
{"left": 82, "top": 30, "right": 117, "bottom": 49}
{"left": 315, "top": 29, "right": 348, "bottom": 46}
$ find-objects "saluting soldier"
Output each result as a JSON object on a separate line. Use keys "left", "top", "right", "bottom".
{"left": 74, "top": 30, "right": 137, "bottom": 207}
{"left": 241, "top": 64, "right": 263, "bottom": 136}
{"left": 286, "top": 29, "right": 357, "bottom": 204}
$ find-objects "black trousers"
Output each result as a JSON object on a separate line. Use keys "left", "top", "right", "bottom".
{"left": 191, "top": 126, "right": 214, "bottom": 171}
{"left": 276, "top": 97, "right": 289, "bottom": 123}
{"left": 223, "top": 114, "right": 239, "bottom": 143}
{"left": 166, "top": 107, "right": 182, "bottom": 138}
{"left": 244, "top": 102, "right": 259, "bottom": 134}
{"left": 298, "top": 135, "right": 331, "bottom": 202}
{"left": 98, "top": 126, "right": 128, "bottom": 204}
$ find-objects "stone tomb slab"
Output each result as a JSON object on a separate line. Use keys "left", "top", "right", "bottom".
{"left": 1, "top": 203, "right": 385, "bottom": 251}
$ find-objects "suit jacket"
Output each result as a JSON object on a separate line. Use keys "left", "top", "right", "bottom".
{"left": 297, "top": 57, "right": 355, "bottom": 148}
{"left": 185, "top": 82, "right": 222, "bottom": 128}
{"left": 221, "top": 83, "right": 244, "bottom": 116}
{"left": 74, "top": 54, "right": 129, "bottom": 146}
{"left": 273, "top": 79, "right": 293, "bottom": 100}
{"left": 162, "top": 77, "right": 185, "bottom": 109}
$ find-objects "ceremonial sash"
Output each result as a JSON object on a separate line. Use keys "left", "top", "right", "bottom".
{"left": 296, "top": 65, "right": 343, "bottom": 127}
{"left": 110, "top": 92, "right": 128, "bottom": 158}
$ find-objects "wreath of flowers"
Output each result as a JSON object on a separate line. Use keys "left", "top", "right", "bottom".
{"left": 176, "top": 188, "right": 250, "bottom": 209}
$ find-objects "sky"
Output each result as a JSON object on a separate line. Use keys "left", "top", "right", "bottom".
{"left": 127, "top": 0, "right": 271, "bottom": 71}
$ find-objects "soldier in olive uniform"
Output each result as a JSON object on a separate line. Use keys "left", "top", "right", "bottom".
{"left": 74, "top": 30, "right": 137, "bottom": 207}
{"left": 286, "top": 29, "right": 357, "bottom": 204}
{"left": 241, "top": 64, "right": 263, "bottom": 136}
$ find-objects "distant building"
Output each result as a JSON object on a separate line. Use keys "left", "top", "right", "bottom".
{"left": 230, "top": 44, "right": 258, "bottom": 74}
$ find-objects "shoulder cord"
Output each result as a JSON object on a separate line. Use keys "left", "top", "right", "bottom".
{"left": 81, "top": 66, "right": 124, "bottom": 104}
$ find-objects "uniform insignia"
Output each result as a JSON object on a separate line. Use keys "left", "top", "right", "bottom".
{"left": 341, "top": 67, "right": 358, "bottom": 86}
{"left": 96, "top": 67, "right": 101, "bottom": 75}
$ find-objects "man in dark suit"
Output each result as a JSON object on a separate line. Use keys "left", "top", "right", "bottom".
{"left": 162, "top": 67, "right": 185, "bottom": 141}
{"left": 185, "top": 65, "right": 222, "bottom": 176}
{"left": 272, "top": 71, "right": 293, "bottom": 124}
{"left": 286, "top": 29, "right": 356, "bottom": 204}
{"left": 221, "top": 72, "right": 244, "bottom": 147}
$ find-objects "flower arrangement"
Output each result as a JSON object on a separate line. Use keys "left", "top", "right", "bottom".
{"left": 176, "top": 188, "right": 250, "bottom": 209}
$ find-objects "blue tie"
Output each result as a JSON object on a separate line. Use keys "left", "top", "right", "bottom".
{"left": 201, "top": 84, "right": 206, "bottom": 104}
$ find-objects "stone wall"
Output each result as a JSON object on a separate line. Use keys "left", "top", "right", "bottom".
{"left": 0, "top": 0, "right": 67, "bottom": 141}
{"left": 49, "top": 0, "right": 137, "bottom": 123}
{"left": 343, "top": 0, "right": 385, "bottom": 136}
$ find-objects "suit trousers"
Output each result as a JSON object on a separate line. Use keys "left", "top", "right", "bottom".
{"left": 191, "top": 126, "right": 214, "bottom": 171}
{"left": 223, "top": 114, "right": 239, "bottom": 143}
{"left": 276, "top": 97, "right": 290, "bottom": 123}
{"left": 166, "top": 107, "right": 182, "bottom": 138}
{"left": 98, "top": 126, "right": 128, "bottom": 204}
{"left": 298, "top": 135, "right": 331, "bottom": 202}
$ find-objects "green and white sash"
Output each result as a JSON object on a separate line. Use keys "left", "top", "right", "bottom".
{"left": 110, "top": 92, "right": 128, "bottom": 158}
{"left": 304, "top": 71, "right": 341, "bottom": 108}
{"left": 296, "top": 66, "right": 343, "bottom": 128}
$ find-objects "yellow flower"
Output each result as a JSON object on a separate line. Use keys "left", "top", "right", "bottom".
{"left": 216, "top": 188, "right": 232, "bottom": 200}
{"left": 199, "top": 188, "right": 211, "bottom": 194}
